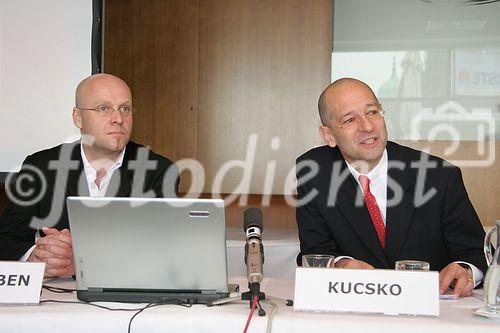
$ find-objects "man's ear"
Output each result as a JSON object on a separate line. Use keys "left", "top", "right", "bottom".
{"left": 319, "top": 126, "right": 337, "bottom": 148}
{"left": 72, "top": 108, "right": 82, "bottom": 129}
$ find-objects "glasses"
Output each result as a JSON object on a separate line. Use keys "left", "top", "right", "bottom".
{"left": 77, "top": 105, "right": 135, "bottom": 117}
{"left": 326, "top": 105, "right": 385, "bottom": 129}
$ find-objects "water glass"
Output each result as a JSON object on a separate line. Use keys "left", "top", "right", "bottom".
{"left": 395, "top": 260, "right": 430, "bottom": 271}
{"left": 302, "top": 254, "right": 335, "bottom": 268}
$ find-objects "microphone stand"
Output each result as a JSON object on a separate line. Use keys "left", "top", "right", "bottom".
{"left": 207, "top": 282, "right": 266, "bottom": 317}
{"left": 241, "top": 282, "right": 266, "bottom": 316}
{"left": 210, "top": 207, "right": 268, "bottom": 315}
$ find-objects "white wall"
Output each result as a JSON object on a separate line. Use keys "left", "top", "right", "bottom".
{"left": 0, "top": 0, "right": 92, "bottom": 172}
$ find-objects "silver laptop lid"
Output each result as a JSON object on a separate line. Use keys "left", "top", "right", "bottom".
{"left": 67, "top": 197, "right": 228, "bottom": 293}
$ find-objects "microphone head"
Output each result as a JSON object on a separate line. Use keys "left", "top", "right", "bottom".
{"left": 243, "top": 207, "right": 263, "bottom": 231}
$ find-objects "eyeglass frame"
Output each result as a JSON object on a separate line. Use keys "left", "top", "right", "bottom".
{"left": 75, "top": 104, "right": 136, "bottom": 117}
{"left": 324, "top": 104, "right": 386, "bottom": 130}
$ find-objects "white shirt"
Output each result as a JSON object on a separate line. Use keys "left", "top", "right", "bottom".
{"left": 19, "top": 144, "right": 126, "bottom": 261}
{"left": 346, "top": 149, "right": 388, "bottom": 223}
{"left": 80, "top": 144, "right": 126, "bottom": 197}
{"left": 341, "top": 149, "right": 483, "bottom": 286}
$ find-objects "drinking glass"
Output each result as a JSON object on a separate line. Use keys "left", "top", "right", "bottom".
{"left": 302, "top": 254, "right": 335, "bottom": 268}
{"left": 395, "top": 260, "right": 430, "bottom": 271}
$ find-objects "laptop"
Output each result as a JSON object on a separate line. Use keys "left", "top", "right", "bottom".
{"left": 67, "top": 197, "right": 230, "bottom": 304}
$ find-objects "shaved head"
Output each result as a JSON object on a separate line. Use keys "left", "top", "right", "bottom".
{"left": 75, "top": 73, "right": 131, "bottom": 107}
{"left": 72, "top": 73, "right": 133, "bottom": 162}
{"left": 318, "top": 78, "right": 378, "bottom": 125}
{"left": 317, "top": 77, "right": 387, "bottom": 172}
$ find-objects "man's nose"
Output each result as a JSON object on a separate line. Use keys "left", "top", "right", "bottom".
{"left": 357, "top": 115, "right": 374, "bottom": 132}
{"left": 109, "top": 109, "right": 124, "bottom": 124}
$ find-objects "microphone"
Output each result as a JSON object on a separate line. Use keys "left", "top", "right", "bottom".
{"left": 244, "top": 208, "right": 264, "bottom": 285}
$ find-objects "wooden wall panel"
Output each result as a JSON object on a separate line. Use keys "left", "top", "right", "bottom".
{"left": 104, "top": 0, "right": 199, "bottom": 192}
{"left": 197, "top": 0, "right": 331, "bottom": 194}
{"left": 102, "top": 0, "right": 498, "bottom": 229}
{"left": 196, "top": 193, "right": 296, "bottom": 229}
{"left": 102, "top": 0, "right": 134, "bottom": 85}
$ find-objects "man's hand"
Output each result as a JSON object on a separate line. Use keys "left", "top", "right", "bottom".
{"left": 27, "top": 227, "right": 75, "bottom": 277}
{"left": 439, "top": 263, "right": 474, "bottom": 298}
{"left": 335, "top": 258, "right": 374, "bottom": 269}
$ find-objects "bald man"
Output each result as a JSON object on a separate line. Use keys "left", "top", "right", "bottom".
{"left": 0, "top": 74, "right": 178, "bottom": 277}
{"left": 296, "top": 78, "right": 487, "bottom": 297}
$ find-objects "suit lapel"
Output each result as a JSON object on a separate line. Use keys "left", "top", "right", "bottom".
{"left": 66, "top": 142, "right": 87, "bottom": 196}
{"left": 385, "top": 143, "right": 416, "bottom": 263}
{"left": 334, "top": 156, "right": 389, "bottom": 267}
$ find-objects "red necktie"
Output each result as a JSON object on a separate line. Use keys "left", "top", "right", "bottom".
{"left": 359, "top": 175, "right": 386, "bottom": 250}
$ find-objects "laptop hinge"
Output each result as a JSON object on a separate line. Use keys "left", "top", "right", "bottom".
{"left": 201, "top": 290, "right": 218, "bottom": 295}
{"left": 87, "top": 287, "right": 104, "bottom": 293}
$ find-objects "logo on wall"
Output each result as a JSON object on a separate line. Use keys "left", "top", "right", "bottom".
{"left": 455, "top": 49, "right": 500, "bottom": 96}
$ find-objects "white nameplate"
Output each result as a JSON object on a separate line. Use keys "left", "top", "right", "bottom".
{"left": 0, "top": 262, "right": 45, "bottom": 304}
{"left": 294, "top": 267, "right": 439, "bottom": 316}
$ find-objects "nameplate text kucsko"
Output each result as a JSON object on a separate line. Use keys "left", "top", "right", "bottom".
{"left": 294, "top": 267, "right": 439, "bottom": 316}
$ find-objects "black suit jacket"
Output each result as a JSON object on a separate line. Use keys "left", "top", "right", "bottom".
{"left": 0, "top": 141, "right": 179, "bottom": 260}
{"left": 296, "top": 141, "right": 487, "bottom": 274}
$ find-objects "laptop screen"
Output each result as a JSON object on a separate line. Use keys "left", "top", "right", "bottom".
{"left": 67, "top": 197, "right": 229, "bottom": 302}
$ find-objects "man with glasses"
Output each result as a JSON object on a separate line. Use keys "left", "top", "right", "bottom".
{"left": 296, "top": 78, "right": 486, "bottom": 297}
{"left": 0, "top": 74, "right": 178, "bottom": 277}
